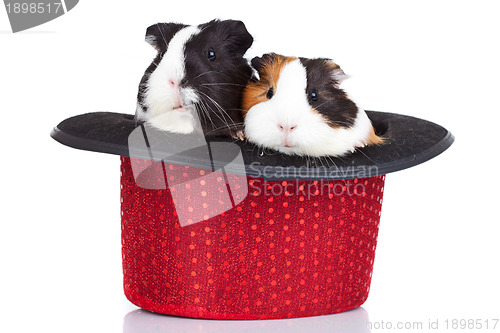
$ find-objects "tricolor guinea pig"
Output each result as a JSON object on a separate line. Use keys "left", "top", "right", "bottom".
{"left": 135, "top": 19, "right": 254, "bottom": 138}
{"left": 242, "top": 53, "right": 383, "bottom": 157}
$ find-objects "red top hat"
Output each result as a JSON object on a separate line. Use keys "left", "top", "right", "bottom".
{"left": 51, "top": 110, "right": 453, "bottom": 319}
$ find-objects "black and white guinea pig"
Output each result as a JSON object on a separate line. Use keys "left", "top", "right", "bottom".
{"left": 242, "top": 53, "right": 383, "bottom": 157}
{"left": 135, "top": 19, "right": 253, "bottom": 138}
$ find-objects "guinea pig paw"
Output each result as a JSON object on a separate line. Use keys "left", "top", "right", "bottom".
{"left": 349, "top": 147, "right": 356, "bottom": 154}
{"left": 233, "top": 130, "right": 245, "bottom": 141}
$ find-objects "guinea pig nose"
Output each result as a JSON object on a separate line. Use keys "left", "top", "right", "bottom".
{"left": 278, "top": 124, "right": 297, "bottom": 132}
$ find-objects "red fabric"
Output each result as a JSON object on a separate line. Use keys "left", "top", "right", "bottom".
{"left": 120, "top": 156, "right": 385, "bottom": 320}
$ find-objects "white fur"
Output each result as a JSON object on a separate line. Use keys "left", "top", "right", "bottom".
{"left": 137, "top": 26, "right": 201, "bottom": 133}
{"left": 147, "top": 111, "right": 197, "bottom": 134}
{"left": 244, "top": 59, "right": 372, "bottom": 157}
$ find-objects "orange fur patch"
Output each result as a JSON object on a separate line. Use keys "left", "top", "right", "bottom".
{"left": 367, "top": 125, "right": 384, "bottom": 145}
{"left": 242, "top": 54, "right": 296, "bottom": 117}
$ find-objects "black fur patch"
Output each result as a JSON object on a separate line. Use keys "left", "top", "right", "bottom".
{"left": 182, "top": 19, "right": 253, "bottom": 136}
{"left": 145, "top": 22, "right": 188, "bottom": 52}
{"left": 299, "top": 58, "right": 358, "bottom": 128}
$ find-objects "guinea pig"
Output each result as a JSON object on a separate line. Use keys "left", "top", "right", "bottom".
{"left": 242, "top": 53, "right": 383, "bottom": 157}
{"left": 135, "top": 19, "right": 254, "bottom": 139}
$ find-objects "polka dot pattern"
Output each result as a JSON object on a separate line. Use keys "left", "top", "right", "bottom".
{"left": 121, "top": 157, "right": 385, "bottom": 320}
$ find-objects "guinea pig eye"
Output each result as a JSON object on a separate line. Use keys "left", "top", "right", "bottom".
{"left": 310, "top": 91, "right": 319, "bottom": 102}
{"left": 207, "top": 49, "right": 216, "bottom": 61}
{"left": 266, "top": 87, "right": 274, "bottom": 99}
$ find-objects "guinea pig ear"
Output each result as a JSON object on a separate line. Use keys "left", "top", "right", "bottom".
{"left": 145, "top": 22, "right": 187, "bottom": 53}
{"left": 251, "top": 53, "right": 276, "bottom": 74}
{"left": 327, "top": 60, "right": 349, "bottom": 87}
{"left": 218, "top": 20, "right": 254, "bottom": 56}
{"left": 251, "top": 56, "right": 264, "bottom": 73}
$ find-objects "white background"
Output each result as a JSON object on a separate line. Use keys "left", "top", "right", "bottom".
{"left": 1, "top": 1, "right": 499, "bottom": 332}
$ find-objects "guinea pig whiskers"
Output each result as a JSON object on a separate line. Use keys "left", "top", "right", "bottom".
{"left": 356, "top": 147, "right": 377, "bottom": 164}
{"left": 203, "top": 122, "right": 245, "bottom": 136}
{"left": 201, "top": 82, "right": 246, "bottom": 87}
{"left": 197, "top": 98, "right": 218, "bottom": 127}
{"left": 318, "top": 156, "right": 328, "bottom": 170}
{"left": 201, "top": 102, "right": 217, "bottom": 129}
{"left": 198, "top": 91, "right": 236, "bottom": 128}
{"left": 201, "top": 84, "right": 241, "bottom": 95}
{"left": 195, "top": 100, "right": 216, "bottom": 129}
{"left": 324, "top": 155, "right": 344, "bottom": 176}
{"left": 208, "top": 100, "right": 234, "bottom": 128}
{"left": 324, "top": 119, "right": 355, "bottom": 128}
{"left": 198, "top": 92, "right": 230, "bottom": 123}
{"left": 327, "top": 155, "right": 359, "bottom": 180}
{"left": 312, "top": 100, "right": 329, "bottom": 109}
{"left": 191, "top": 70, "right": 232, "bottom": 81}
{"left": 197, "top": 94, "right": 238, "bottom": 136}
